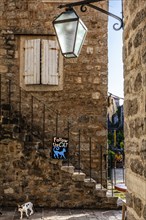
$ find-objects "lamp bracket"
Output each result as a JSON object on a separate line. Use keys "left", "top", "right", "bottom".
{"left": 58, "top": 0, "right": 123, "bottom": 31}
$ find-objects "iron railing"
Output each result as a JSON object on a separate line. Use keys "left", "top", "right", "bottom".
{"left": 0, "top": 73, "right": 125, "bottom": 195}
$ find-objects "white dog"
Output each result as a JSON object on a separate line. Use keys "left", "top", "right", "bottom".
{"left": 18, "top": 202, "right": 34, "bottom": 219}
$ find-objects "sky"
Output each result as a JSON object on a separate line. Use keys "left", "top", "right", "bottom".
{"left": 108, "top": 0, "right": 124, "bottom": 104}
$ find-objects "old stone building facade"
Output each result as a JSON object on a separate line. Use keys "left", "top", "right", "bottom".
{"left": 1, "top": 0, "right": 145, "bottom": 215}
{"left": 123, "top": 0, "right": 146, "bottom": 219}
{"left": 0, "top": 0, "right": 110, "bottom": 207}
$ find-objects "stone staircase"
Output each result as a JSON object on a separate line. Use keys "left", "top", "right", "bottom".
{"left": 0, "top": 103, "right": 45, "bottom": 145}
{"left": 0, "top": 101, "right": 118, "bottom": 209}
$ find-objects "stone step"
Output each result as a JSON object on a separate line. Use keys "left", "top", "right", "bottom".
{"left": 1, "top": 126, "right": 33, "bottom": 141}
{"left": 0, "top": 132, "right": 12, "bottom": 139}
{"left": 1, "top": 118, "right": 23, "bottom": 127}
{"left": 96, "top": 183, "right": 106, "bottom": 190}
{"left": 84, "top": 177, "right": 96, "bottom": 184}
{"left": 0, "top": 106, "right": 119, "bottom": 209}
{"left": 1, "top": 123, "right": 14, "bottom": 130}
{"left": 1, "top": 121, "right": 43, "bottom": 141}
{"left": 61, "top": 165, "right": 75, "bottom": 174}
{"left": 95, "top": 184, "right": 107, "bottom": 197}
{"left": 83, "top": 178, "right": 96, "bottom": 189}
{"left": 72, "top": 171, "right": 86, "bottom": 182}
{"left": 102, "top": 196, "right": 118, "bottom": 209}
{"left": 0, "top": 109, "right": 53, "bottom": 147}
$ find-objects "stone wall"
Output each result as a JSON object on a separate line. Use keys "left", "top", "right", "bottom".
{"left": 0, "top": 138, "right": 118, "bottom": 208}
{"left": 0, "top": 0, "right": 108, "bottom": 204}
{"left": 123, "top": 0, "right": 146, "bottom": 219}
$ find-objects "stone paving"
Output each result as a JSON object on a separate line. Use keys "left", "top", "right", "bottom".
{"left": 0, "top": 208, "right": 122, "bottom": 220}
{"left": 0, "top": 169, "right": 124, "bottom": 220}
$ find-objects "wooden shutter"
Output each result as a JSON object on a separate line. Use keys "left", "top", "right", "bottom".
{"left": 24, "top": 39, "right": 40, "bottom": 84}
{"left": 41, "top": 40, "right": 59, "bottom": 85}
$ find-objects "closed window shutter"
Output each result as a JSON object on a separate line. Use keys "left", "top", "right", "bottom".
{"left": 24, "top": 39, "right": 40, "bottom": 84}
{"left": 41, "top": 40, "right": 59, "bottom": 85}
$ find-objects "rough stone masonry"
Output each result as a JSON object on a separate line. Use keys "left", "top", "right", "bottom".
{"left": 123, "top": 0, "right": 146, "bottom": 219}
{"left": 0, "top": 0, "right": 109, "bottom": 207}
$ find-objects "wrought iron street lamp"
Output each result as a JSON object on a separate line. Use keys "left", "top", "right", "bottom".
{"left": 53, "top": 9, "right": 88, "bottom": 58}
{"left": 53, "top": 0, "right": 123, "bottom": 58}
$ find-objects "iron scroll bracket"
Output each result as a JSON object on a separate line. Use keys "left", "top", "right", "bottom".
{"left": 58, "top": 0, "right": 123, "bottom": 31}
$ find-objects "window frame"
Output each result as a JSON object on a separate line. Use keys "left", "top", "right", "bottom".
{"left": 19, "top": 35, "right": 63, "bottom": 91}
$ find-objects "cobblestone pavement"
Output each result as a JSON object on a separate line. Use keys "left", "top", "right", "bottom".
{"left": 0, "top": 208, "right": 122, "bottom": 220}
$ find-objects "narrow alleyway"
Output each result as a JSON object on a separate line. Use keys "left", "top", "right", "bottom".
{"left": 0, "top": 208, "right": 122, "bottom": 220}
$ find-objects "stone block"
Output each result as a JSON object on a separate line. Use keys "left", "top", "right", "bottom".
{"left": 126, "top": 192, "right": 133, "bottom": 208}
{"left": 140, "top": 140, "right": 146, "bottom": 161}
{"left": 50, "top": 159, "right": 62, "bottom": 166}
{"left": 132, "top": 8, "right": 146, "bottom": 30}
{"left": 133, "top": 196, "right": 143, "bottom": 217}
{"left": 92, "top": 92, "right": 100, "bottom": 100}
{"left": 61, "top": 165, "right": 75, "bottom": 174}
{"left": 95, "top": 189, "right": 107, "bottom": 198}
{"left": 0, "top": 65, "right": 8, "bottom": 73}
{"left": 0, "top": 49, "right": 7, "bottom": 55}
{"left": 83, "top": 178, "right": 96, "bottom": 188}
{"left": 143, "top": 205, "right": 146, "bottom": 220}
{"left": 133, "top": 30, "right": 143, "bottom": 48}
{"left": 4, "top": 188, "right": 14, "bottom": 194}
{"left": 106, "top": 196, "right": 118, "bottom": 205}
{"left": 130, "top": 159, "right": 144, "bottom": 176}
{"left": 124, "top": 99, "right": 138, "bottom": 117}
{"left": 72, "top": 172, "right": 86, "bottom": 182}
{"left": 86, "top": 47, "right": 93, "bottom": 54}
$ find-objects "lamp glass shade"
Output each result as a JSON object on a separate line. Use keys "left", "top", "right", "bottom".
{"left": 53, "top": 9, "right": 88, "bottom": 58}
{"left": 74, "top": 19, "right": 87, "bottom": 56}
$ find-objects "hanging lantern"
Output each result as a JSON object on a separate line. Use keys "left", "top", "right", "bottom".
{"left": 53, "top": 9, "right": 88, "bottom": 58}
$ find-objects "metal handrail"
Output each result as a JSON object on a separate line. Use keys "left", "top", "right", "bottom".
{"left": 0, "top": 73, "right": 121, "bottom": 192}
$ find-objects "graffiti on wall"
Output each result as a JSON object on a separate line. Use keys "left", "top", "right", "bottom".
{"left": 52, "top": 137, "right": 68, "bottom": 159}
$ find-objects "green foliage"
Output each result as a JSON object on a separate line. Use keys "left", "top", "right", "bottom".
{"left": 108, "top": 149, "right": 115, "bottom": 159}
{"left": 108, "top": 129, "right": 124, "bottom": 148}
{"left": 120, "top": 141, "right": 124, "bottom": 148}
